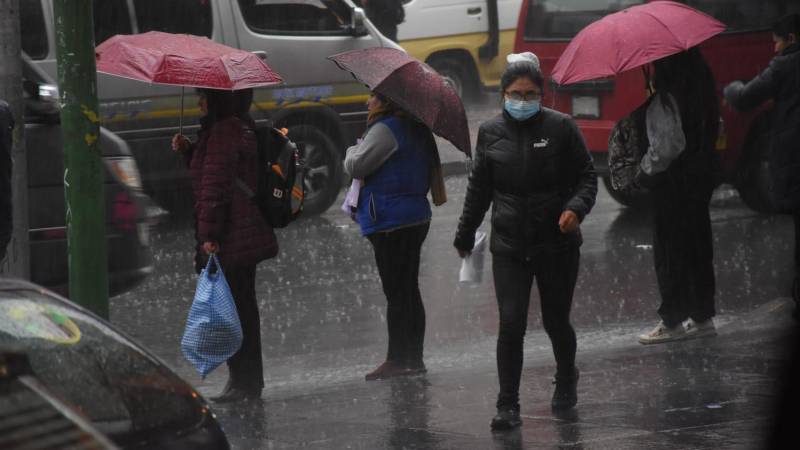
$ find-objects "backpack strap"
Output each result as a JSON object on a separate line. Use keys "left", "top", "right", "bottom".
{"left": 235, "top": 178, "right": 255, "bottom": 198}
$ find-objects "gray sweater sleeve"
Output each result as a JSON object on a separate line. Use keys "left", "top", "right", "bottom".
{"left": 344, "top": 122, "right": 398, "bottom": 179}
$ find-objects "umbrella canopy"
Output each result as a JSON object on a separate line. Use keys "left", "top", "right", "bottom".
{"left": 551, "top": 1, "right": 726, "bottom": 85}
{"left": 329, "top": 48, "right": 471, "bottom": 157}
{"left": 95, "top": 31, "right": 283, "bottom": 90}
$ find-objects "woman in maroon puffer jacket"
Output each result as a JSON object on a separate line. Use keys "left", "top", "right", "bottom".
{"left": 172, "top": 88, "right": 277, "bottom": 403}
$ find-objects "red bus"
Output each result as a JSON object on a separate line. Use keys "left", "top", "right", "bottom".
{"left": 514, "top": 0, "right": 800, "bottom": 211}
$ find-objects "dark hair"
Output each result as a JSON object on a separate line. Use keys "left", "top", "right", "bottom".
{"left": 500, "top": 61, "right": 544, "bottom": 94}
{"left": 197, "top": 88, "right": 253, "bottom": 125}
{"left": 773, "top": 13, "right": 800, "bottom": 40}
{"left": 652, "top": 47, "right": 719, "bottom": 151}
{"left": 371, "top": 92, "right": 402, "bottom": 115}
{"left": 233, "top": 88, "right": 254, "bottom": 119}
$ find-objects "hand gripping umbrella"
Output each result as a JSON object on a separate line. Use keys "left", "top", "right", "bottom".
{"left": 329, "top": 47, "right": 471, "bottom": 157}
{"left": 551, "top": 0, "right": 726, "bottom": 85}
{"left": 95, "top": 31, "right": 283, "bottom": 132}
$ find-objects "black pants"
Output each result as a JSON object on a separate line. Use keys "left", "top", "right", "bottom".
{"left": 794, "top": 210, "right": 799, "bottom": 273}
{"left": 225, "top": 264, "right": 264, "bottom": 390}
{"left": 652, "top": 186, "right": 715, "bottom": 328}
{"left": 793, "top": 211, "right": 799, "bottom": 305}
{"left": 367, "top": 222, "right": 430, "bottom": 364}
{"left": 492, "top": 246, "right": 580, "bottom": 410}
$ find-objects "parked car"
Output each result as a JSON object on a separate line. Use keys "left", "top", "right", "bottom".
{"left": 12, "top": 54, "right": 155, "bottom": 297}
{"left": 0, "top": 277, "right": 229, "bottom": 449}
{"left": 20, "top": 0, "right": 403, "bottom": 216}
{"left": 513, "top": 0, "right": 800, "bottom": 211}
{"left": 397, "top": 0, "right": 522, "bottom": 99}
{"left": 1, "top": 351, "right": 121, "bottom": 449}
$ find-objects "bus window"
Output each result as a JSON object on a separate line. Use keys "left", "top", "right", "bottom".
{"left": 523, "top": 0, "right": 643, "bottom": 41}
{"left": 133, "top": 0, "right": 213, "bottom": 38}
{"left": 677, "top": 0, "right": 800, "bottom": 33}
{"left": 21, "top": 0, "right": 48, "bottom": 60}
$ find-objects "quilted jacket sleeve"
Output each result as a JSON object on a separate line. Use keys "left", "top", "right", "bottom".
{"left": 196, "top": 121, "right": 241, "bottom": 243}
{"left": 454, "top": 124, "right": 494, "bottom": 252}
{"left": 563, "top": 116, "right": 598, "bottom": 222}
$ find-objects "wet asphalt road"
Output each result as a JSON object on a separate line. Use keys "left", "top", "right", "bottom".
{"left": 110, "top": 99, "right": 797, "bottom": 449}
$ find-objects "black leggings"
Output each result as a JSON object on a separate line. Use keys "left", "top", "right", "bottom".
{"left": 367, "top": 222, "right": 430, "bottom": 364}
{"left": 492, "top": 246, "right": 580, "bottom": 410}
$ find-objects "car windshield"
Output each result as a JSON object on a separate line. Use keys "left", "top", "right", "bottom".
{"left": 0, "top": 289, "right": 203, "bottom": 439}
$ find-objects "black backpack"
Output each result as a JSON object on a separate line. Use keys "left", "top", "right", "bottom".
{"left": 237, "top": 126, "right": 304, "bottom": 228}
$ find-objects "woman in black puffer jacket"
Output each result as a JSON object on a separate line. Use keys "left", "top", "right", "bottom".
{"left": 453, "top": 53, "right": 597, "bottom": 430}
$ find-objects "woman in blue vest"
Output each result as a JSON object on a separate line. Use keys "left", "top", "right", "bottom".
{"left": 345, "top": 92, "right": 437, "bottom": 381}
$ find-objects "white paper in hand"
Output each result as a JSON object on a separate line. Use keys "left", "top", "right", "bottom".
{"left": 459, "top": 231, "right": 487, "bottom": 284}
{"left": 341, "top": 178, "right": 362, "bottom": 215}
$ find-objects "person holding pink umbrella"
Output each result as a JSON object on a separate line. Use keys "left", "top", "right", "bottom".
{"left": 172, "top": 88, "right": 278, "bottom": 402}
{"left": 96, "top": 31, "right": 284, "bottom": 403}
{"left": 635, "top": 48, "right": 721, "bottom": 345}
{"left": 547, "top": 1, "right": 726, "bottom": 345}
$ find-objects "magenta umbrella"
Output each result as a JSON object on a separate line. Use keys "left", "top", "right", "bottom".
{"left": 329, "top": 48, "right": 471, "bottom": 157}
{"left": 96, "top": 31, "right": 283, "bottom": 89}
{"left": 551, "top": 1, "right": 726, "bottom": 85}
{"left": 96, "top": 31, "right": 283, "bottom": 132}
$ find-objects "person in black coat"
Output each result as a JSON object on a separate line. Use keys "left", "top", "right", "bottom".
{"left": 358, "top": 0, "right": 405, "bottom": 42}
{"left": 724, "top": 13, "right": 800, "bottom": 312}
{"left": 0, "top": 100, "right": 13, "bottom": 262}
{"left": 635, "top": 48, "right": 721, "bottom": 345}
{"left": 453, "top": 53, "right": 597, "bottom": 430}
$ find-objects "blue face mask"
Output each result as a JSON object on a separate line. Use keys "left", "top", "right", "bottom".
{"left": 504, "top": 98, "right": 541, "bottom": 121}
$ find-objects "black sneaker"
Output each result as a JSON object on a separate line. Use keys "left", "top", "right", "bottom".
{"left": 490, "top": 408, "right": 522, "bottom": 430}
{"left": 551, "top": 367, "right": 579, "bottom": 411}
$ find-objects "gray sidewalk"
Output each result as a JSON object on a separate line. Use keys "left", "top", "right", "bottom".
{"left": 211, "top": 298, "right": 796, "bottom": 449}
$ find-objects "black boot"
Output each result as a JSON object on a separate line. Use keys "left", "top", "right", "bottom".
{"left": 491, "top": 407, "right": 522, "bottom": 430}
{"left": 551, "top": 367, "right": 579, "bottom": 411}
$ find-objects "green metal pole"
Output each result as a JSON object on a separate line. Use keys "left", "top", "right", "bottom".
{"left": 53, "top": 0, "right": 109, "bottom": 318}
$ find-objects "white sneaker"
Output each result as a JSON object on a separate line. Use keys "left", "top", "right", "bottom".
{"left": 685, "top": 318, "right": 717, "bottom": 339}
{"left": 638, "top": 321, "right": 688, "bottom": 345}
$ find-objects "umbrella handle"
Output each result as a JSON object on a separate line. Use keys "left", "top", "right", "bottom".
{"left": 179, "top": 87, "right": 184, "bottom": 136}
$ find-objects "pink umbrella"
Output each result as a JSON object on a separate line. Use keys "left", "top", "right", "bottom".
{"left": 551, "top": 1, "right": 726, "bottom": 85}
{"left": 96, "top": 31, "right": 282, "bottom": 89}
{"left": 96, "top": 31, "right": 283, "bottom": 132}
{"left": 329, "top": 48, "right": 471, "bottom": 156}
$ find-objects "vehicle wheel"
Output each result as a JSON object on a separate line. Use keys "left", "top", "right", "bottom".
{"left": 734, "top": 123, "right": 777, "bottom": 213}
{"left": 286, "top": 124, "right": 343, "bottom": 216}
{"left": 602, "top": 176, "right": 650, "bottom": 209}
{"left": 428, "top": 57, "right": 477, "bottom": 101}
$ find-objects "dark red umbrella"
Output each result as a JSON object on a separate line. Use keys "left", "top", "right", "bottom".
{"left": 329, "top": 48, "right": 471, "bottom": 157}
{"left": 552, "top": 1, "right": 726, "bottom": 85}
{"left": 96, "top": 31, "right": 283, "bottom": 133}
{"left": 95, "top": 31, "right": 283, "bottom": 89}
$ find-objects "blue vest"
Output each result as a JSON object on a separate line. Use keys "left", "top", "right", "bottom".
{"left": 356, "top": 116, "right": 432, "bottom": 236}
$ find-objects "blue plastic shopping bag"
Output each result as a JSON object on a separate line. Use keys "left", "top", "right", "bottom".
{"left": 181, "top": 254, "right": 243, "bottom": 378}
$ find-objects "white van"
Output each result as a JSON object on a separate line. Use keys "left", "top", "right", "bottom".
{"left": 21, "top": 0, "right": 400, "bottom": 215}
{"left": 397, "top": 0, "right": 522, "bottom": 98}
